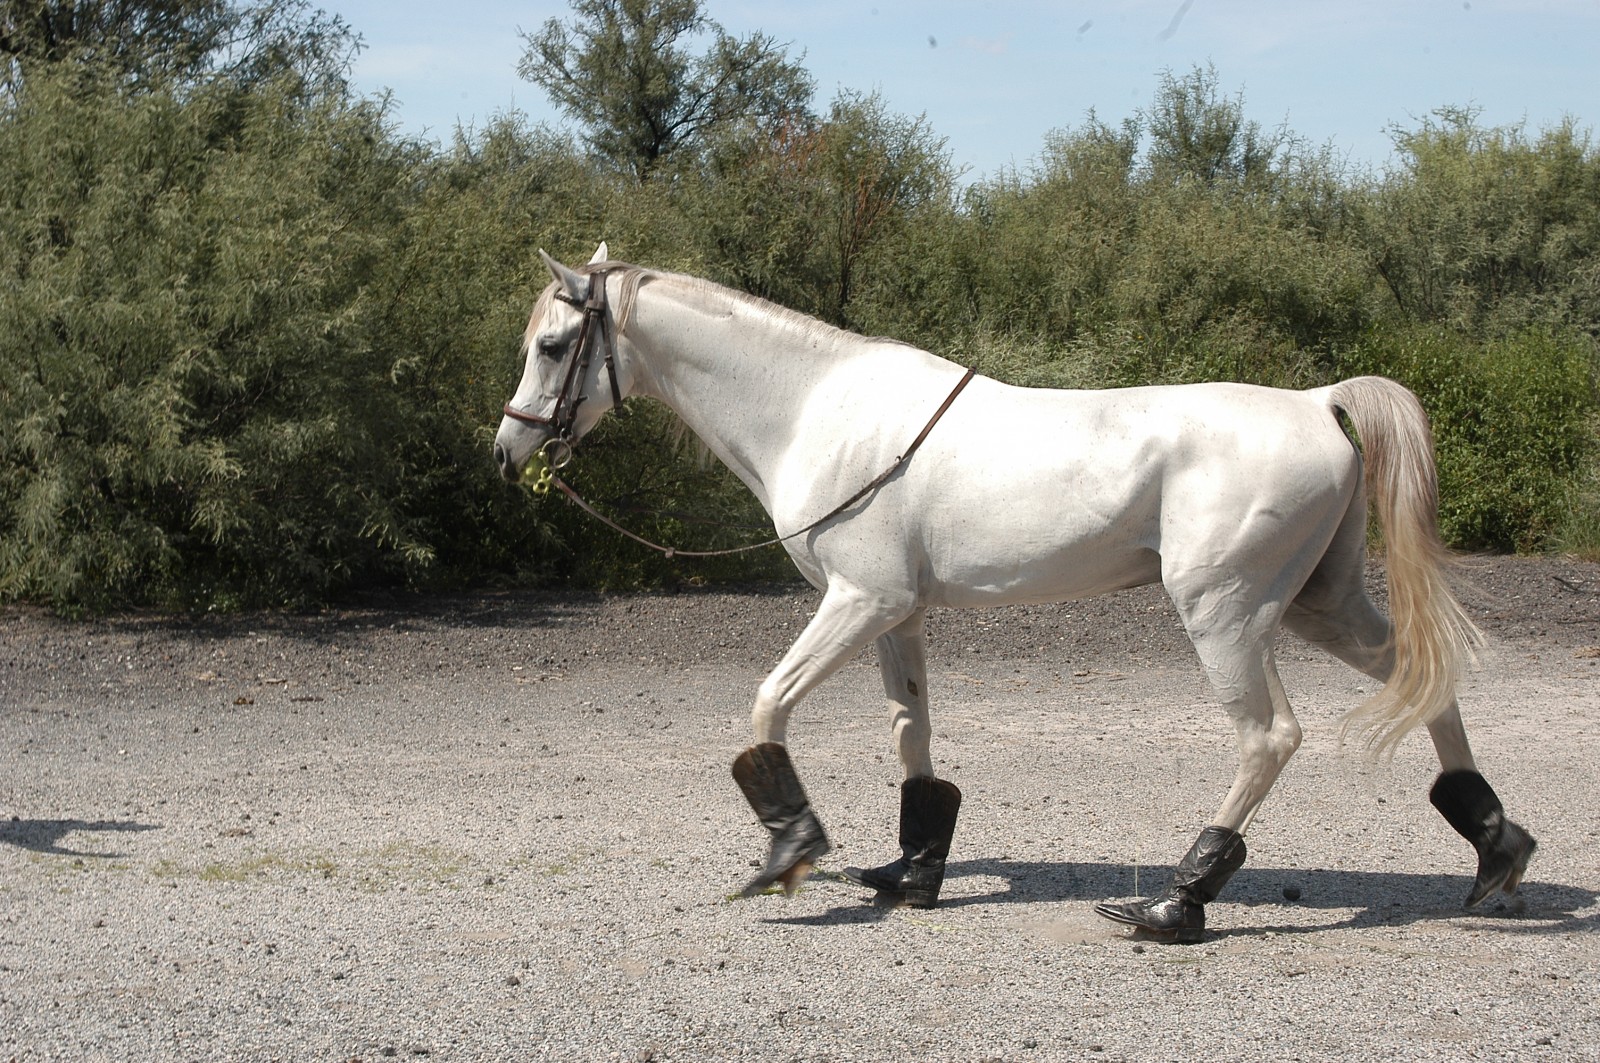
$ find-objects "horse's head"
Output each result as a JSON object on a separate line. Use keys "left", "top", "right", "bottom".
{"left": 494, "top": 243, "right": 623, "bottom": 482}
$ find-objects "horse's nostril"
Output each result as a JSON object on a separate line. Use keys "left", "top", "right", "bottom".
{"left": 493, "top": 443, "right": 518, "bottom": 482}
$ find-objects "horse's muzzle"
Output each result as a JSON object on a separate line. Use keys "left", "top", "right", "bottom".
{"left": 493, "top": 441, "right": 521, "bottom": 483}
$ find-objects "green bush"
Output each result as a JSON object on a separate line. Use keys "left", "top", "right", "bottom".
{"left": 2, "top": 33, "right": 1596, "bottom": 610}
{"left": 0, "top": 65, "right": 537, "bottom": 610}
{"left": 1338, "top": 325, "right": 1599, "bottom": 552}
{"left": 1364, "top": 109, "right": 1600, "bottom": 335}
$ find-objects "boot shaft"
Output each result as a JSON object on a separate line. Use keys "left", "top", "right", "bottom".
{"left": 732, "top": 742, "right": 815, "bottom": 831}
{"left": 1172, "top": 825, "right": 1248, "bottom": 905}
{"left": 899, "top": 776, "right": 962, "bottom": 866}
{"left": 1429, "top": 769, "right": 1505, "bottom": 847}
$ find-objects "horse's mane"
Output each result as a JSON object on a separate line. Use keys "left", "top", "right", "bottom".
{"left": 558, "top": 260, "right": 898, "bottom": 468}
{"left": 572, "top": 260, "right": 900, "bottom": 351}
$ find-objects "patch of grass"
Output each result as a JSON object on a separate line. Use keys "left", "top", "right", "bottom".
{"left": 193, "top": 853, "right": 338, "bottom": 883}
{"left": 152, "top": 841, "right": 475, "bottom": 892}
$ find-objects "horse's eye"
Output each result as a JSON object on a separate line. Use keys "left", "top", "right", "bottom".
{"left": 537, "top": 338, "right": 563, "bottom": 360}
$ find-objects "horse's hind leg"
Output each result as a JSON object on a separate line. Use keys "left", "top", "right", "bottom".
{"left": 1285, "top": 534, "right": 1537, "bottom": 906}
{"left": 1286, "top": 567, "right": 1479, "bottom": 770}
{"left": 1098, "top": 594, "right": 1301, "bottom": 943}
{"left": 840, "top": 611, "right": 963, "bottom": 908}
{"left": 732, "top": 582, "right": 913, "bottom": 898}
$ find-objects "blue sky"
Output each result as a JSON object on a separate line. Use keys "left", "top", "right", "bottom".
{"left": 327, "top": 0, "right": 1599, "bottom": 180}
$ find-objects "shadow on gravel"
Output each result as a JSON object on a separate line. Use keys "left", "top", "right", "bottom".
{"left": 767, "top": 859, "right": 1599, "bottom": 936}
{"left": 0, "top": 818, "right": 160, "bottom": 858}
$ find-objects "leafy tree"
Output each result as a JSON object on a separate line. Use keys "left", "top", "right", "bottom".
{"left": 1339, "top": 325, "right": 1598, "bottom": 552}
{"left": 815, "top": 91, "right": 952, "bottom": 327}
{"left": 1, "top": 0, "right": 229, "bottom": 87}
{"left": 1143, "top": 64, "right": 1283, "bottom": 188}
{"left": 965, "top": 113, "right": 1142, "bottom": 340}
{"left": 0, "top": 0, "right": 357, "bottom": 99}
{"left": 518, "top": 0, "right": 812, "bottom": 181}
{"left": 1366, "top": 107, "right": 1600, "bottom": 334}
{"left": 683, "top": 90, "right": 954, "bottom": 332}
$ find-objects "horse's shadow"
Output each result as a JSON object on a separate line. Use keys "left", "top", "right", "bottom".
{"left": 765, "top": 857, "right": 1600, "bottom": 937}
{"left": 0, "top": 818, "right": 160, "bottom": 858}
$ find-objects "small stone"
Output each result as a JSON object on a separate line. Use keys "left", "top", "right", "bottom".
{"left": 1283, "top": 886, "right": 1302, "bottom": 901}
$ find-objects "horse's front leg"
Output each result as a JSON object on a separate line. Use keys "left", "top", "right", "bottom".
{"left": 840, "top": 610, "right": 963, "bottom": 908}
{"left": 732, "top": 583, "right": 912, "bottom": 898}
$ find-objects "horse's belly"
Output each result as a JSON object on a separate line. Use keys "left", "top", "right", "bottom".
{"left": 920, "top": 524, "right": 1163, "bottom": 608}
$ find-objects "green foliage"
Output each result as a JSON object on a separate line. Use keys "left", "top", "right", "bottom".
{"left": 517, "top": 0, "right": 813, "bottom": 181}
{"left": 960, "top": 96, "right": 1376, "bottom": 390}
{"left": 1367, "top": 108, "right": 1600, "bottom": 334}
{"left": 685, "top": 89, "right": 958, "bottom": 334}
{"left": 2, "top": 4, "right": 1598, "bottom": 614}
{"left": 0, "top": 66, "right": 421, "bottom": 609}
{"left": 1338, "top": 325, "right": 1600, "bottom": 552}
{"left": 1, "top": 0, "right": 358, "bottom": 98}
{"left": 1143, "top": 64, "right": 1283, "bottom": 189}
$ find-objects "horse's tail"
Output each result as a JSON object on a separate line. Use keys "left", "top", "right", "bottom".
{"left": 1328, "top": 375, "right": 1484, "bottom": 754}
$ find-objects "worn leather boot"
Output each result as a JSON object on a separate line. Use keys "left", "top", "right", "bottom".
{"left": 843, "top": 776, "right": 963, "bottom": 908}
{"left": 1095, "top": 826, "right": 1247, "bottom": 943}
{"left": 731, "top": 742, "right": 831, "bottom": 898}
{"left": 1429, "top": 769, "right": 1537, "bottom": 907}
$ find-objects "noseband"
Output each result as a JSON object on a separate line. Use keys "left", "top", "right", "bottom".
{"left": 502, "top": 268, "right": 623, "bottom": 451}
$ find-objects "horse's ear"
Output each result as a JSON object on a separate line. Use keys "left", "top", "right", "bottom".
{"left": 540, "top": 249, "right": 587, "bottom": 302}
{"left": 589, "top": 241, "right": 609, "bottom": 264}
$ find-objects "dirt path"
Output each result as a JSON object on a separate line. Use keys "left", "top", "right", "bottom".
{"left": 3, "top": 557, "right": 1598, "bottom": 1061}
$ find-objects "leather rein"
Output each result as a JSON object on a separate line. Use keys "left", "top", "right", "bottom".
{"left": 503, "top": 268, "right": 977, "bottom": 559}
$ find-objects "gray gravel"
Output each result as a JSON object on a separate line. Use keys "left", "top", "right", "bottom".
{"left": 3, "top": 556, "right": 1599, "bottom": 1062}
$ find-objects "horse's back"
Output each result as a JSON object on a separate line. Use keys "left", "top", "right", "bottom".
{"left": 864, "top": 375, "right": 1362, "bottom": 608}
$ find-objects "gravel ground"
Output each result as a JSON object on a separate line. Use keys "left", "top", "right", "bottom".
{"left": 2, "top": 556, "right": 1598, "bottom": 1062}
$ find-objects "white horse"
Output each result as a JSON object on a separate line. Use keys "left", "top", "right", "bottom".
{"left": 495, "top": 246, "right": 1536, "bottom": 941}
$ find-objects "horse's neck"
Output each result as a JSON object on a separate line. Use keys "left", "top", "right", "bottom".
{"left": 623, "top": 283, "right": 846, "bottom": 509}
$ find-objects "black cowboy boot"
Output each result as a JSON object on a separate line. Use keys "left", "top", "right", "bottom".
{"left": 731, "top": 742, "right": 831, "bottom": 898}
{"left": 1429, "top": 770, "right": 1537, "bottom": 907}
{"left": 1095, "top": 826, "right": 1247, "bottom": 944}
{"left": 843, "top": 776, "right": 963, "bottom": 909}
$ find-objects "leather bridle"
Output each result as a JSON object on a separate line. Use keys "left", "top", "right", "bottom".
{"left": 502, "top": 268, "right": 623, "bottom": 458}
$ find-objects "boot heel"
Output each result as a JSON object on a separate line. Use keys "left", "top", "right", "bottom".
{"left": 902, "top": 888, "right": 939, "bottom": 909}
